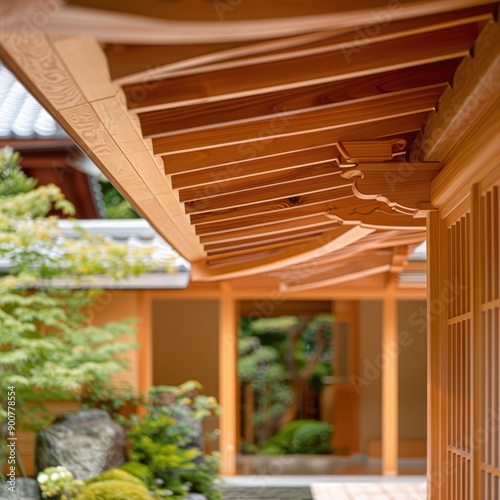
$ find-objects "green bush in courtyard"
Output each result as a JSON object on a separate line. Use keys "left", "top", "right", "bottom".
{"left": 76, "top": 480, "right": 151, "bottom": 500}
{"left": 118, "top": 462, "right": 153, "bottom": 485}
{"left": 125, "top": 380, "right": 221, "bottom": 500}
{"left": 85, "top": 469, "right": 146, "bottom": 487}
{"left": 262, "top": 419, "right": 333, "bottom": 455}
{"left": 0, "top": 147, "right": 168, "bottom": 478}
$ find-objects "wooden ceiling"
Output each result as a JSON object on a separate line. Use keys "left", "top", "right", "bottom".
{"left": 1, "top": 0, "right": 498, "bottom": 291}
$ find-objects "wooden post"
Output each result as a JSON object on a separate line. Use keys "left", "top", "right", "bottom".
{"left": 332, "top": 300, "right": 360, "bottom": 455}
{"left": 137, "top": 291, "right": 153, "bottom": 396}
{"left": 427, "top": 211, "right": 447, "bottom": 500}
{"left": 382, "top": 291, "right": 398, "bottom": 475}
{"left": 219, "top": 281, "right": 238, "bottom": 475}
{"left": 243, "top": 383, "right": 255, "bottom": 444}
{"left": 470, "top": 184, "right": 483, "bottom": 500}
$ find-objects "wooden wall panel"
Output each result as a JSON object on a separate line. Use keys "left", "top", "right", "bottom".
{"left": 430, "top": 178, "right": 500, "bottom": 499}
{"left": 479, "top": 185, "right": 500, "bottom": 499}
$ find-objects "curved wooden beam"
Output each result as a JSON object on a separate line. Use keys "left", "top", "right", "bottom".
{"left": 3, "top": 0, "right": 495, "bottom": 44}
{"left": 191, "top": 225, "right": 374, "bottom": 281}
{"left": 280, "top": 252, "right": 393, "bottom": 292}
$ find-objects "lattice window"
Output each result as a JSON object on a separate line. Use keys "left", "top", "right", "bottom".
{"left": 446, "top": 213, "right": 472, "bottom": 500}
{"left": 480, "top": 186, "right": 500, "bottom": 499}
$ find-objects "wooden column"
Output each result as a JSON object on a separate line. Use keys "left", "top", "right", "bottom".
{"left": 427, "top": 211, "right": 447, "bottom": 500}
{"left": 218, "top": 281, "right": 238, "bottom": 476}
{"left": 137, "top": 291, "right": 153, "bottom": 396}
{"left": 382, "top": 291, "right": 398, "bottom": 475}
{"left": 332, "top": 300, "right": 360, "bottom": 455}
{"left": 470, "top": 184, "right": 483, "bottom": 500}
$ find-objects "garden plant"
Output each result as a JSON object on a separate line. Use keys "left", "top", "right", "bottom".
{"left": 0, "top": 147, "right": 168, "bottom": 476}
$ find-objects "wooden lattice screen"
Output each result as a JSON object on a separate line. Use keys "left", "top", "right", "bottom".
{"left": 429, "top": 180, "right": 500, "bottom": 499}
{"left": 446, "top": 211, "right": 472, "bottom": 499}
{"left": 480, "top": 185, "right": 500, "bottom": 498}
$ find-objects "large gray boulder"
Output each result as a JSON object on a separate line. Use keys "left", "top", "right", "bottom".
{"left": 35, "top": 409, "right": 125, "bottom": 479}
{"left": 0, "top": 478, "right": 41, "bottom": 499}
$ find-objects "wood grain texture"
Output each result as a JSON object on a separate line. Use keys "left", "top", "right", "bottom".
{"left": 344, "top": 166, "right": 439, "bottom": 214}
{"left": 413, "top": 17, "right": 500, "bottom": 163}
{"left": 192, "top": 225, "right": 374, "bottom": 280}
{"left": 0, "top": 33, "right": 86, "bottom": 110}
{"left": 203, "top": 223, "right": 338, "bottom": 254}
{"left": 108, "top": 30, "right": 348, "bottom": 84}
{"left": 170, "top": 144, "right": 340, "bottom": 188}
{"left": 125, "top": 23, "right": 479, "bottom": 110}
{"left": 184, "top": 172, "right": 349, "bottom": 214}
{"left": 4, "top": 3, "right": 500, "bottom": 484}
{"left": 194, "top": 200, "right": 352, "bottom": 236}
{"left": 139, "top": 60, "right": 460, "bottom": 136}
{"left": 59, "top": 0, "right": 498, "bottom": 45}
{"left": 152, "top": 84, "right": 445, "bottom": 154}
{"left": 4, "top": 2, "right": 493, "bottom": 294}
{"left": 382, "top": 291, "right": 399, "bottom": 475}
{"left": 116, "top": 5, "right": 491, "bottom": 87}
{"left": 199, "top": 213, "right": 338, "bottom": 245}
{"left": 179, "top": 162, "right": 340, "bottom": 202}
{"left": 0, "top": 34, "right": 205, "bottom": 261}
{"left": 190, "top": 186, "right": 355, "bottom": 225}
{"left": 161, "top": 113, "right": 427, "bottom": 169}
{"left": 194, "top": 195, "right": 426, "bottom": 238}
{"left": 205, "top": 233, "right": 320, "bottom": 258}
{"left": 280, "top": 252, "right": 393, "bottom": 291}
{"left": 275, "top": 231, "right": 425, "bottom": 270}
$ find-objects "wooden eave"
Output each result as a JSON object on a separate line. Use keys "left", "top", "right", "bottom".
{"left": 1, "top": 0, "right": 498, "bottom": 290}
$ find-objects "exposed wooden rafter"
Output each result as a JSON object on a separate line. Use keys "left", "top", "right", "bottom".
{"left": 1, "top": 0, "right": 496, "bottom": 288}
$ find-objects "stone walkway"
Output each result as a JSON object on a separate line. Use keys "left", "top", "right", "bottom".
{"left": 311, "top": 481, "right": 427, "bottom": 499}
{"left": 222, "top": 486, "right": 313, "bottom": 499}
{"left": 221, "top": 476, "right": 427, "bottom": 500}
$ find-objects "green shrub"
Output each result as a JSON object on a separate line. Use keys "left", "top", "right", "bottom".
{"left": 86, "top": 469, "right": 146, "bottom": 487}
{"left": 125, "top": 381, "right": 221, "bottom": 500}
{"left": 262, "top": 420, "right": 333, "bottom": 455}
{"left": 76, "top": 480, "right": 151, "bottom": 500}
{"left": 118, "top": 462, "right": 153, "bottom": 484}
{"left": 260, "top": 443, "right": 282, "bottom": 455}
{"left": 178, "top": 453, "right": 221, "bottom": 500}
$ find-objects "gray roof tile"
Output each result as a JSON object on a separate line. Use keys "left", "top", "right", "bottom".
{"left": 0, "top": 63, "right": 67, "bottom": 139}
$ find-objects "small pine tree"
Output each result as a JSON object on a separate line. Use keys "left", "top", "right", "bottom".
{"left": 0, "top": 147, "right": 168, "bottom": 475}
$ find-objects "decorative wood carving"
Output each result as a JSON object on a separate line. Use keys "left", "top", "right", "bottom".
{"left": 2, "top": 2, "right": 495, "bottom": 286}
{"left": 329, "top": 140, "right": 442, "bottom": 218}
{"left": 324, "top": 199, "right": 426, "bottom": 230}
{"left": 337, "top": 139, "right": 407, "bottom": 164}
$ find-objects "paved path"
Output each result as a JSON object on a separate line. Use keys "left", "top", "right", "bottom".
{"left": 222, "top": 476, "right": 427, "bottom": 500}
{"left": 311, "top": 481, "right": 426, "bottom": 499}
{"left": 222, "top": 486, "right": 312, "bottom": 499}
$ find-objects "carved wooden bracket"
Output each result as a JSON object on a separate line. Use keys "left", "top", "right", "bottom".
{"left": 324, "top": 198, "right": 426, "bottom": 230}
{"left": 333, "top": 140, "right": 441, "bottom": 217}
{"left": 337, "top": 139, "right": 407, "bottom": 164}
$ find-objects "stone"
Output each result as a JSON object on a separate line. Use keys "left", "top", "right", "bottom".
{"left": 186, "top": 495, "right": 208, "bottom": 500}
{"left": 0, "top": 478, "right": 41, "bottom": 499}
{"left": 35, "top": 409, "right": 125, "bottom": 480}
